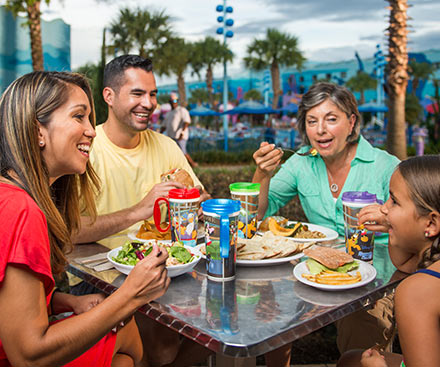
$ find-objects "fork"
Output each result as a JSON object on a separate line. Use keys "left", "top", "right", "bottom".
{"left": 276, "top": 146, "right": 317, "bottom": 156}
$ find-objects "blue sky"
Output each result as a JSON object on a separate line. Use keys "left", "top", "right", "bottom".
{"left": 3, "top": 0, "right": 438, "bottom": 83}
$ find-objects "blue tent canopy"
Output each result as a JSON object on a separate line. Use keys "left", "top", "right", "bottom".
{"left": 358, "top": 102, "right": 388, "bottom": 113}
{"left": 224, "top": 100, "right": 278, "bottom": 115}
{"left": 278, "top": 103, "right": 298, "bottom": 113}
{"left": 189, "top": 106, "right": 220, "bottom": 116}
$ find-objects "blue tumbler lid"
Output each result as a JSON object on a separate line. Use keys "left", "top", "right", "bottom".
{"left": 201, "top": 199, "right": 241, "bottom": 214}
{"left": 341, "top": 191, "right": 377, "bottom": 204}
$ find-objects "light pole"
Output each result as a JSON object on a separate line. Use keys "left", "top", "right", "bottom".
{"left": 216, "top": 2, "right": 234, "bottom": 152}
{"left": 374, "top": 44, "right": 386, "bottom": 121}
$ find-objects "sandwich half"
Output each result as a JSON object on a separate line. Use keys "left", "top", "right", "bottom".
{"left": 303, "top": 246, "right": 359, "bottom": 275}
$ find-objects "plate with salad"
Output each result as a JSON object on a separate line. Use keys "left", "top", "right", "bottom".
{"left": 107, "top": 240, "right": 202, "bottom": 277}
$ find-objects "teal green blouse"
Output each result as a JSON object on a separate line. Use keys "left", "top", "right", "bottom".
{"left": 266, "top": 136, "right": 400, "bottom": 238}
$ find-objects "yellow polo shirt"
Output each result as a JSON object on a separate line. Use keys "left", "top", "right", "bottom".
{"left": 90, "top": 125, "right": 202, "bottom": 239}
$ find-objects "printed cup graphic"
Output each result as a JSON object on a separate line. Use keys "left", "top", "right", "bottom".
{"left": 153, "top": 188, "right": 200, "bottom": 247}
{"left": 229, "top": 182, "right": 260, "bottom": 239}
{"left": 342, "top": 191, "right": 378, "bottom": 262}
{"left": 201, "top": 199, "right": 241, "bottom": 281}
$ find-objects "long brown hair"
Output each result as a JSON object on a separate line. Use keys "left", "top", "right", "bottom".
{"left": 397, "top": 155, "right": 440, "bottom": 269}
{"left": 0, "top": 71, "right": 100, "bottom": 275}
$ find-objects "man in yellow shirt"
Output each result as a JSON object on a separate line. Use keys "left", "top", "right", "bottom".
{"left": 72, "top": 55, "right": 212, "bottom": 367}
{"left": 73, "top": 55, "right": 209, "bottom": 244}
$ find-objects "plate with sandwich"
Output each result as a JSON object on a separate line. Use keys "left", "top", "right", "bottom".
{"left": 258, "top": 217, "right": 339, "bottom": 243}
{"left": 293, "top": 246, "right": 376, "bottom": 291}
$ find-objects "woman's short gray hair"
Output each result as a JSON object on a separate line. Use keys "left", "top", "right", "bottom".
{"left": 297, "top": 82, "right": 361, "bottom": 145}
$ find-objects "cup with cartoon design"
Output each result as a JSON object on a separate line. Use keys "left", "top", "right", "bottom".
{"left": 342, "top": 191, "right": 377, "bottom": 263}
{"left": 229, "top": 182, "right": 260, "bottom": 239}
{"left": 153, "top": 188, "right": 200, "bottom": 247}
{"left": 201, "top": 199, "right": 241, "bottom": 281}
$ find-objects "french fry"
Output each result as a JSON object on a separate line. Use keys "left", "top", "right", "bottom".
{"left": 302, "top": 271, "right": 362, "bottom": 285}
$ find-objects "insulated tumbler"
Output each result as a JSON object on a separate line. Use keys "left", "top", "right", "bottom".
{"left": 342, "top": 191, "right": 378, "bottom": 262}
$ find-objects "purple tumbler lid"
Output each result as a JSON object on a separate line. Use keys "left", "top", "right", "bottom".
{"left": 341, "top": 191, "right": 377, "bottom": 204}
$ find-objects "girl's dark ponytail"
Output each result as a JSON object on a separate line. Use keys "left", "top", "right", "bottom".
{"left": 418, "top": 237, "right": 440, "bottom": 269}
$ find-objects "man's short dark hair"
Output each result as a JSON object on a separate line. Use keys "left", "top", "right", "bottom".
{"left": 103, "top": 55, "right": 153, "bottom": 92}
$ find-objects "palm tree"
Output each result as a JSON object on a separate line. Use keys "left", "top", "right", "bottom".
{"left": 405, "top": 93, "right": 423, "bottom": 126}
{"left": 408, "top": 60, "right": 434, "bottom": 96}
{"left": 188, "top": 88, "right": 210, "bottom": 105}
{"left": 5, "top": 0, "right": 51, "bottom": 71}
{"left": 385, "top": 0, "right": 409, "bottom": 159}
{"left": 108, "top": 7, "right": 171, "bottom": 59}
{"left": 244, "top": 28, "right": 305, "bottom": 109}
{"left": 243, "top": 89, "right": 263, "bottom": 102}
{"left": 107, "top": 8, "right": 135, "bottom": 56}
{"left": 191, "top": 36, "right": 233, "bottom": 107}
{"left": 155, "top": 37, "right": 193, "bottom": 106}
{"left": 346, "top": 72, "right": 377, "bottom": 105}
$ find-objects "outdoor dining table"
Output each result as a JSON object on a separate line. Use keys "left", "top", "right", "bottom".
{"left": 67, "top": 234, "right": 404, "bottom": 367}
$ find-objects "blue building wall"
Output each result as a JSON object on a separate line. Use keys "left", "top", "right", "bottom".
{"left": 0, "top": 6, "right": 70, "bottom": 93}
{"left": 159, "top": 49, "right": 440, "bottom": 107}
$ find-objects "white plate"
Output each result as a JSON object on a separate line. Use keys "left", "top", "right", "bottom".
{"left": 237, "top": 252, "right": 304, "bottom": 267}
{"left": 293, "top": 260, "right": 377, "bottom": 291}
{"left": 258, "top": 221, "right": 339, "bottom": 243}
{"left": 196, "top": 244, "right": 304, "bottom": 267}
{"left": 107, "top": 245, "right": 202, "bottom": 278}
{"left": 128, "top": 226, "right": 204, "bottom": 243}
{"left": 127, "top": 231, "right": 172, "bottom": 243}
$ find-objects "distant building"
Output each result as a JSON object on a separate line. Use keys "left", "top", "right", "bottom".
{"left": 0, "top": 6, "right": 70, "bottom": 93}
{"left": 159, "top": 49, "right": 440, "bottom": 108}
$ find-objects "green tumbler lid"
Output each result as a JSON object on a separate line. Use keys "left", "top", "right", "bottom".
{"left": 229, "top": 182, "right": 261, "bottom": 193}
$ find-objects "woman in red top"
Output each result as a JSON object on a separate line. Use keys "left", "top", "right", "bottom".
{"left": 0, "top": 71, "right": 170, "bottom": 367}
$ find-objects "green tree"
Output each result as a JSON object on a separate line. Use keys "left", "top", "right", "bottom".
{"left": 155, "top": 37, "right": 192, "bottom": 106}
{"left": 346, "top": 72, "right": 377, "bottom": 105}
{"left": 191, "top": 36, "right": 233, "bottom": 107}
{"left": 408, "top": 60, "right": 434, "bottom": 96}
{"left": 243, "top": 89, "right": 263, "bottom": 102}
{"left": 5, "top": 0, "right": 52, "bottom": 70}
{"left": 386, "top": 0, "right": 409, "bottom": 159}
{"left": 405, "top": 93, "right": 423, "bottom": 125}
{"left": 108, "top": 7, "right": 171, "bottom": 59}
{"left": 188, "top": 88, "right": 210, "bottom": 105}
{"left": 244, "top": 28, "right": 305, "bottom": 109}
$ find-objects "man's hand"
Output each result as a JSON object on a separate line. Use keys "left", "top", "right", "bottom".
{"left": 253, "top": 142, "right": 283, "bottom": 177}
{"left": 132, "top": 181, "right": 185, "bottom": 222}
{"left": 196, "top": 186, "right": 211, "bottom": 219}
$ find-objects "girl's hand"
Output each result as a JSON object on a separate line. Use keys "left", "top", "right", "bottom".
{"left": 253, "top": 142, "right": 283, "bottom": 177}
{"left": 357, "top": 204, "right": 389, "bottom": 233}
{"left": 70, "top": 293, "right": 106, "bottom": 314}
{"left": 51, "top": 292, "right": 105, "bottom": 315}
{"left": 123, "top": 243, "right": 170, "bottom": 307}
{"left": 361, "top": 348, "right": 388, "bottom": 367}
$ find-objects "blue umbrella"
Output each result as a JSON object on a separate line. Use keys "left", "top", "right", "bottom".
{"left": 358, "top": 102, "right": 388, "bottom": 113}
{"left": 189, "top": 106, "right": 220, "bottom": 116}
{"left": 224, "top": 100, "right": 278, "bottom": 115}
{"left": 278, "top": 103, "right": 298, "bottom": 113}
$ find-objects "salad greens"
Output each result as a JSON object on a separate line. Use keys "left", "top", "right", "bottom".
{"left": 112, "top": 241, "right": 194, "bottom": 266}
